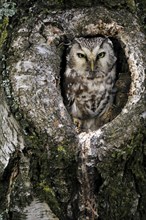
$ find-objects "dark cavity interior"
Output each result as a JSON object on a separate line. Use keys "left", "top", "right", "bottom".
{"left": 110, "top": 37, "right": 131, "bottom": 119}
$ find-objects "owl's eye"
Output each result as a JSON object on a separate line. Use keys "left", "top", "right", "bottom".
{"left": 97, "top": 52, "right": 106, "bottom": 59}
{"left": 77, "top": 53, "right": 86, "bottom": 58}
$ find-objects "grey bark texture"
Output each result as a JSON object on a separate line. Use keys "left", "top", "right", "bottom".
{"left": 0, "top": 1, "right": 146, "bottom": 220}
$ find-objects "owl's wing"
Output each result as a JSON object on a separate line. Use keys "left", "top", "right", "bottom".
{"left": 63, "top": 75, "right": 75, "bottom": 110}
{"left": 65, "top": 87, "right": 75, "bottom": 110}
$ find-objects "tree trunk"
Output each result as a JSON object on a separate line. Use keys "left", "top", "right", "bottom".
{"left": 0, "top": 1, "right": 146, "bottom": 219}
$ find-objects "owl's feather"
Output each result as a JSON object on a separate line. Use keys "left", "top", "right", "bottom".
{"left": 63, "top": 37, "right": 117, "bottom": 131}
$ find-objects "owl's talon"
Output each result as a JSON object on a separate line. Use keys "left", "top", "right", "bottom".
{"left": 73, "top": 118, "right": 82, "bottom": 133}
{"left": 99, "top": 106, "right": 114, "bottom": 124}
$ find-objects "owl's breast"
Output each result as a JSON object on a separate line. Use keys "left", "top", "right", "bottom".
{"left": 71, "top": 77, "right": 113, "bottom": 119}
{"left": 65, "top": 71, "right": 115, "bottom": 120}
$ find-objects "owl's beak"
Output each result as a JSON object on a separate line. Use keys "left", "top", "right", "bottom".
{"left": 90, "top": 60, "right": 94, "bottom": 72}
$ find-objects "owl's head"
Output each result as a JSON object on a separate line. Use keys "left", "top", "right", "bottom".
{"left": 67, "top": 37, "right": 117, "bottom": 78}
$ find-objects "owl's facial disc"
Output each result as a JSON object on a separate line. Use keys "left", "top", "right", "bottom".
{"left": 75, "top": 47, "right": 96, "bottom": 72}
{"left": 74, "top": 43, "right": 107, "bottom": 74}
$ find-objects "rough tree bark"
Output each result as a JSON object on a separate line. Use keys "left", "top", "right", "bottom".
{"left": 0, "top": 1, "right": 146, "bottom": 220}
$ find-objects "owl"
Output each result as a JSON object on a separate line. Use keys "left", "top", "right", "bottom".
{"left": 63, "top": 37, "right": 117, "bottom": 131}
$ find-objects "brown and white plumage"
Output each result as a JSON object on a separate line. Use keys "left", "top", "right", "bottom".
{"left": 63, "top": 37, "right": 117, "bottom": 130}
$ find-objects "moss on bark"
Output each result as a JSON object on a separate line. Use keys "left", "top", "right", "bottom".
{"left": 0, "top": 17, "right": 9, "bottom": 48}
{"left": 97, "top": 126, "right": 146, "bottom": 219}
